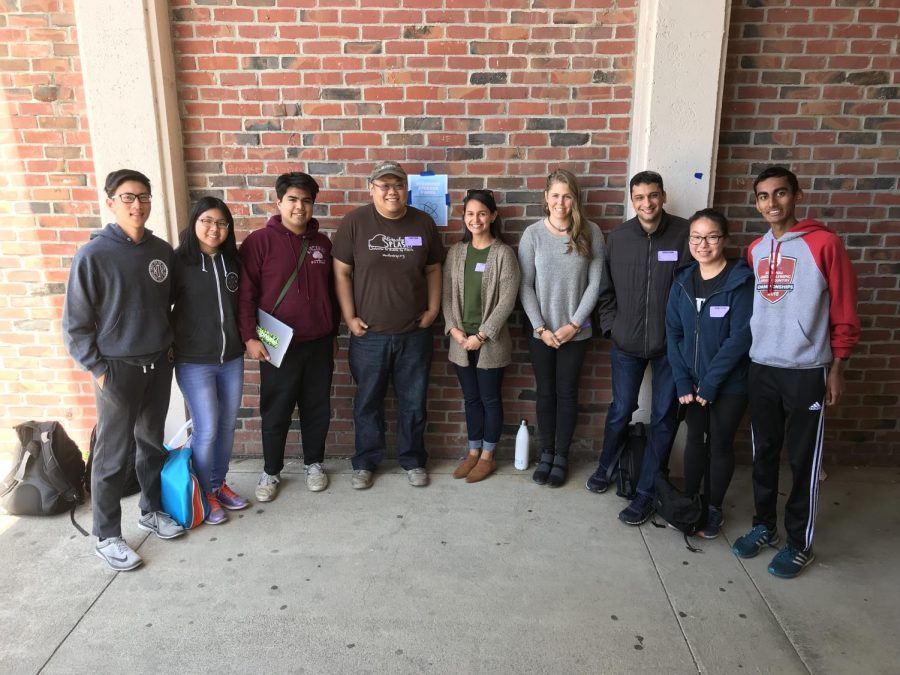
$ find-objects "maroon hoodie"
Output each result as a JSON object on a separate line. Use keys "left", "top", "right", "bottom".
{"left": 238, "top": 215, "right": 338, "bottom": 344}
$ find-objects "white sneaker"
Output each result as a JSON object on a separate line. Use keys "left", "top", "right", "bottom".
{"left": 305, "top": 463, "right": 328, "bottom": 492}
{"left": 351, "top": 469, "right": 373, "bottom": 490}
{"left": 255, "top": 472, "right": 280, "bottom": 502}
{"left": 95, "top": 537, "right": 142, "bottom": 571}
{"left": 407, "top": 467, "right": 428, "bottom": 487}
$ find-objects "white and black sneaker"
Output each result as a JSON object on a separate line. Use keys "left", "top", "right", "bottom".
{"left": 95, "top": 537, "right": 143, "bottom": 571}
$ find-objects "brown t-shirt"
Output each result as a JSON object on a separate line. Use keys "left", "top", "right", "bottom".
{"left": 332, "top": 204, "right": 446, "bottom": 334}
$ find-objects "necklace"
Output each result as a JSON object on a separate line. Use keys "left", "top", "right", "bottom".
{"left": 545, "top": 218, "right": 569, "bottom": 233}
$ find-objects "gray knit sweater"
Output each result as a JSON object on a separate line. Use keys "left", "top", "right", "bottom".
{"left": 442, "top": 239, "right": 520, "bottom": 369}
{"left": 518, "top": 220, "right": 606, "bottom": 340}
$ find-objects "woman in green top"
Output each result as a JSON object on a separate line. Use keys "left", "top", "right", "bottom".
{"left": 442, "top": 190, "right": 520, "bottom": 482}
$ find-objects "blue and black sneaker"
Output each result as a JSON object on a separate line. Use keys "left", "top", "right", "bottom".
{"left": 618, "top": 493, "right": 653, "bottom": 526}
{"left": 731, "top": 524, "right": 779, "bottom": 558}
{"left": 585, "top": 465, "right": 611, "bottom": 494}
{"left": 768, "top": 543, "right": 815, "bottom": 579}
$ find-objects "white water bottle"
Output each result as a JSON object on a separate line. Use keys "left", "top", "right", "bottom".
{"left": 514, "top": 419, "right": 530, "bottom": 470}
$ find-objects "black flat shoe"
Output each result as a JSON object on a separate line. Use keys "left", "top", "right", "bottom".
{"left": 547, "top": 454, "right": 568, "bottom": 487}
{"left": 532, "top": 452, "right": 554, "bottom": 485}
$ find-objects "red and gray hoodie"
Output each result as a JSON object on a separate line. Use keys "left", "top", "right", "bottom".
{"left": 747, "top": 219, "right": 859, "bottom": 369}
{"left": 237, "top": 215, "right": 338, "bottom": 344}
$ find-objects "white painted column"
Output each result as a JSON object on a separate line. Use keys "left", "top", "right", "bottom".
{"left": 627, "top": 0, "right": 732, "bottom": 474}
{"left": 74, "top": 0, "right": 189, "bottom": 434}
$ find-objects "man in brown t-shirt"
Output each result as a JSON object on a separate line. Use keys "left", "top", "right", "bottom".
{"left": 333, "top": 161, "right": 445, "bottom": 489}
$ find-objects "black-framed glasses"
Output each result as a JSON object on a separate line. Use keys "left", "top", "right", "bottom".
{"left": 199, "top": 217, "right": 230, "bottom": 230}
{"left": 112, "top": 192, "right": 152, "bottom": 204}
{"left": 370, "top": 181, "right": 407, "bottom": 193}
{"left": 688, "top": 234, "right": 725, "bottom": 245}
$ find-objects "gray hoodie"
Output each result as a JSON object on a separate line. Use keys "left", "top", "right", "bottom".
{"left": 63, "top": 223, "right": 175, "bottom": 377}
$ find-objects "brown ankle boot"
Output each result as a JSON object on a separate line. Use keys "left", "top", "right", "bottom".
{"left": 465, "top": 458, "right": 496, "bottom": 483}
{"left": 453, "top": 453, "right": 480, "bottom": 479}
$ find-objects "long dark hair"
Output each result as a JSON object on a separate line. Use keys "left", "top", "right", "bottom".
{"left": 460, "top": 190, "right": 505, "bottom": 244}
{"left": 176, "top": 196, "right": 238, "bottom": 265}
{"left": 544, "top": 169, "right": 592, "bottom": 257}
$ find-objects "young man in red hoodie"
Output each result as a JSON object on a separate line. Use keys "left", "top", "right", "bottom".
{"left": 238, "top": 172, "right": 338, "bottom": 502}
{"left": 732, "top": 166, "right": 859, "bottom": 578}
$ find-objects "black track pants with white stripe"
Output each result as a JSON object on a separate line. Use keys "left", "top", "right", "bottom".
{"left": 748, "top": 363, "right": 827, "bottom": 551}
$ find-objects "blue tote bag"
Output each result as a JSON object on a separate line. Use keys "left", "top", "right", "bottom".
{"left": 160, "top": 420, "right": 208, "bottom": 529}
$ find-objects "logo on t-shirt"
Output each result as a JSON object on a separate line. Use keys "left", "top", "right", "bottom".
{"left": 225, "top": 271, "right": 239, "bottom": 293}
{"left": 148, "top": 259, "right": 168, "bottom": 283}
{"left": 309, "top": 246, "right": 327, "bottom": 264}
{"left": 368, "top": 234, "right": 413, "bottom": 254}
{"left": 756, "top": 255, "right": 796, "bottom": 303}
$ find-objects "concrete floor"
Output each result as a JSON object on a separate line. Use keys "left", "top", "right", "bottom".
{"left": 1, "top": 457, "right": 898, "bottom": 674}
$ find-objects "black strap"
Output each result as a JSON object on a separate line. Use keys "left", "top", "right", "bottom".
{"left": 70, "top": 505, "right": 89, "bottom": 536}
{"left": 270, "top": 239, "right": 309, "bottom": 315}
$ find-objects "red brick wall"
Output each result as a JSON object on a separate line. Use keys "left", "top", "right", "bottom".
{"left": 0, "top": 0, "right": 99, "bottom": 453}
{"left": 2, "top": 0, "right": 897, "bottom": 465}
{"left": 716, "top": 0, "right": 900, "bottom": 464}
{"left": 169, "top": 0, "right": 639, "bottom": 460}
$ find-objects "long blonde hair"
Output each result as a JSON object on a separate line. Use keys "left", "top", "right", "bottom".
{"left": 543, "top": 169, "right": 592, "bottom": 257}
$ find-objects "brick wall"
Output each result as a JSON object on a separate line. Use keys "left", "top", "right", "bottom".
{"left": 0, "top": 0, "right": 99, "bottom": 454}
{"left": 1, "top": 0, "right": 897, "bottom": 465}
{"left": 169, "top": 0, "right": 639, "bottom": 460}
{"left": 716, "top": 0, "right": 899, "bottom": 464}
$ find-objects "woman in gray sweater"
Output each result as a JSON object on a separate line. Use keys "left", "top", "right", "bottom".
{"left": 442, "top": 190, "right": 520, "bottom": 482}
{"left": 519, "top": 170, "right": 606, "bottom": 487}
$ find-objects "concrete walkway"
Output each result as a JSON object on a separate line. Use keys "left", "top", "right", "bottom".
{"left": 2, "top": 459, "right": 898, "bottom": 674}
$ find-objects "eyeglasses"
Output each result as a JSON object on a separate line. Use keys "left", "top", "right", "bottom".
{"left": 370, "top": 181, "right": 407, "bottom": 194}
{"left": 688, "top": 234, "right": 725, "bottom": 245}
{"left": 199, "top": 217, "right": 229, "bottom": 230}
{"left": 113, "top": 192, "right": 152, "bottom": 204}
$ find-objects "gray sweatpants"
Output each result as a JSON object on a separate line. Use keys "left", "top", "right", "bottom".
{"left": 91, "top": 354, "right": 173, "bottom": 538}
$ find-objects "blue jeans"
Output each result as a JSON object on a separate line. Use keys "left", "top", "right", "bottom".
{"left": 597, "top": 346, "right": 677, "bottom": 498}
{"left": 348, "top": 328, "right": 432, "bottom": 471}
{"left": 175, "top": 357, "right": 244, "bottom": 493}
{"left": 454, "top": 350, "right": 504, "bottom": 452}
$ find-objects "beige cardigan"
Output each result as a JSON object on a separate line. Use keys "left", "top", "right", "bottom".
{"left": 442, "top": 239, "right": 520, "bottom": 369}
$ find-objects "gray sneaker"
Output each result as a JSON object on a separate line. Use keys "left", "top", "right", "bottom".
{"left": 137, "top": 511, "right": 185, "bottom": 539}
{"left": 305, "top": 463, "right": 329, "bottom": 492}
{"left": 351, "top": 469, "right": 373, "bottom": 490}
{"left": 95, "top": 537, "right": 143, "bottom": 571}
{"left": 407, "top": 467, "right": 428, "bottom": 487}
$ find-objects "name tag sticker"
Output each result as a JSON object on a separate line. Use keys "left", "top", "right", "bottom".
{"left": 657, "top": 250, "right": 678, "bottom": 262}
{"left": 709, "top": 305, "right": 730, "bottom": 318}
{"left": 474, "top": 262, "right": 486, "bottom": 273}
{"left": 405, "top": 236, "right": 423, "bottom": 246}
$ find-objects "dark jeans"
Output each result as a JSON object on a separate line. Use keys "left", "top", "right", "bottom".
{"left": 454, "top": 350, "right": 504, "bottom": 452}
{"left": 91, "top": 354, "right": 173, "bottom": 538}
{"left": 682, "top": 393, "right": 747, "bottom": 509}
{"left": 749, "top": 363, "right": 826, "bottom": 551}
{"left": 597, "top": 346, "right": 677, "bottom": 499}
{"left": 259, "top": 335, "right": 334, "bottom": 475}
{"left": 528, "top": 337, "right": 589, "bottom": 457}
{"left": 348, "top": 328, "right": 432, "bottom": 471}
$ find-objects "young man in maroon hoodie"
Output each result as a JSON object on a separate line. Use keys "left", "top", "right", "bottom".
{"left": 238, "top": 172, "right": 338, "bottom": 502}
{"left": 731, "top": 166, "right": 859, "bottom": 578}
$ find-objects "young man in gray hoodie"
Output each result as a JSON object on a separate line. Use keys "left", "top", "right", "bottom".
{"left": 731, "top": 166, "right": 859, "bottom": 578}
{"left": 63, "top": 169, "right": 184, "bottom": 571}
